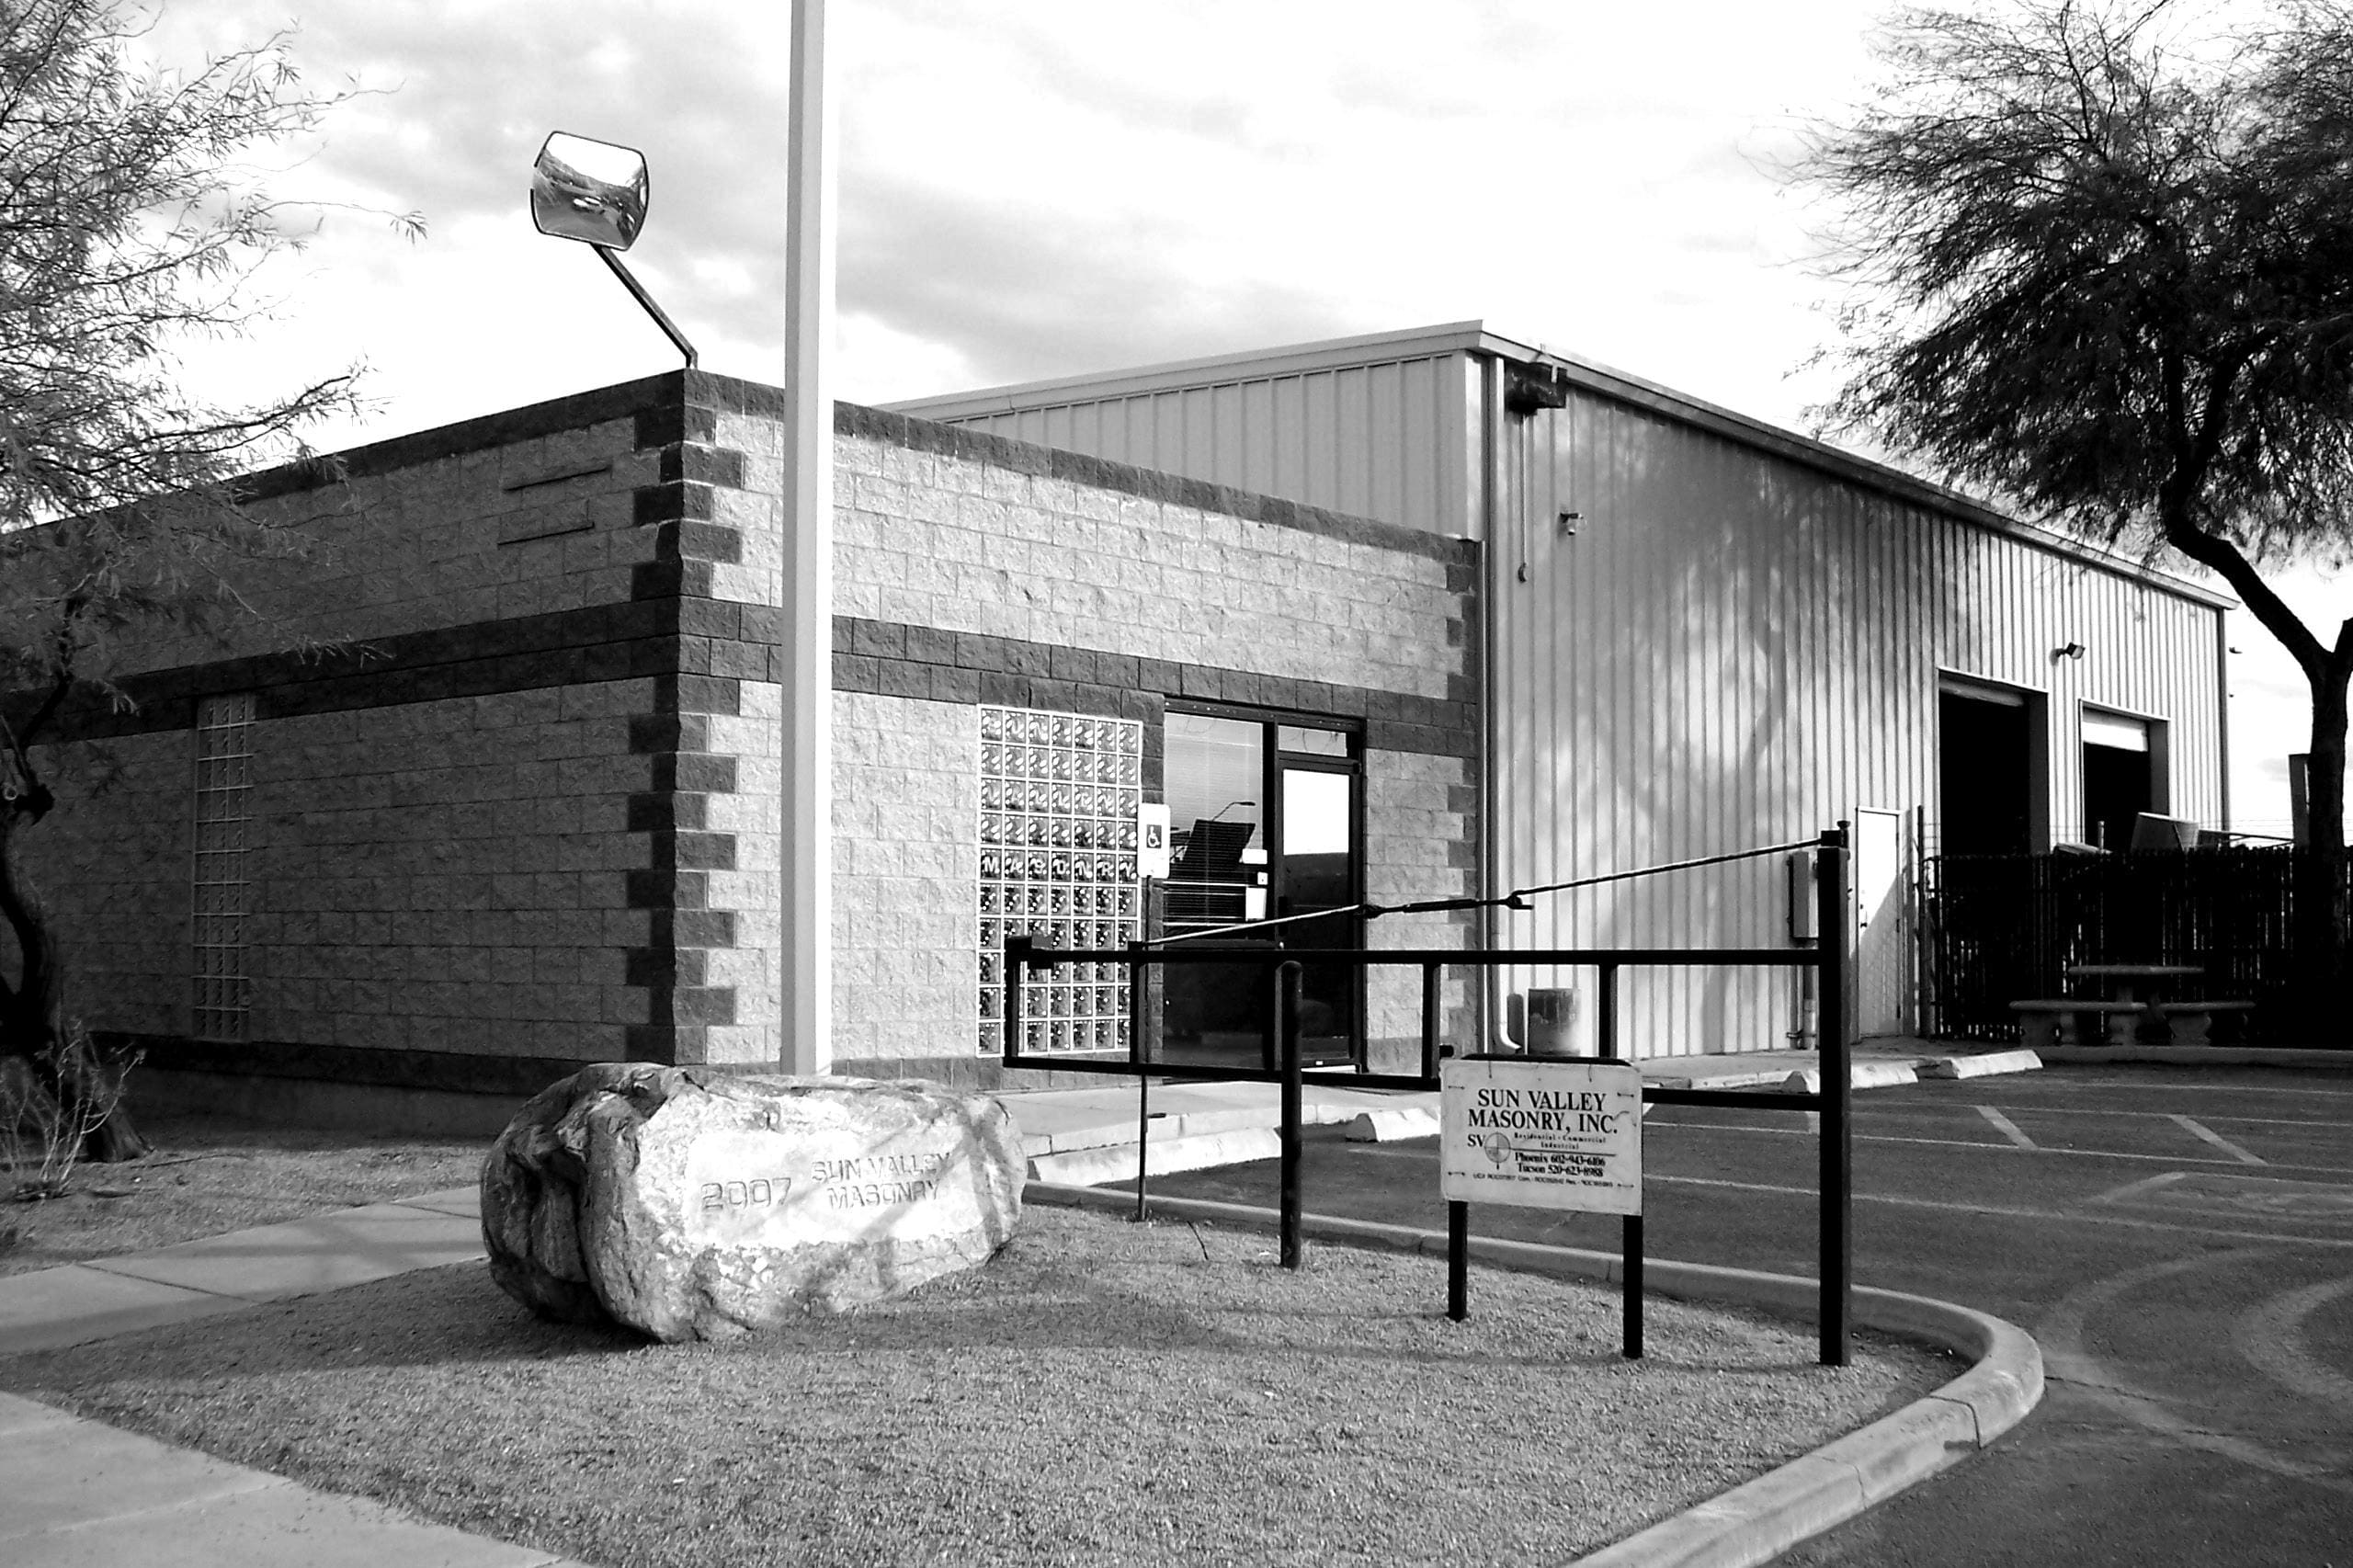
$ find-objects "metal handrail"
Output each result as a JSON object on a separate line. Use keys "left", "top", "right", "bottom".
{"left": 1000, "top": 822, "right": 1857, "bottom": 1367}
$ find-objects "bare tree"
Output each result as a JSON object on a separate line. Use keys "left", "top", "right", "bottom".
{"left": 1800, "top": 0, "right": 2353, "bottom": 1018}
{"left": 1, "top": 0, "right": 415, "bottom": 1171}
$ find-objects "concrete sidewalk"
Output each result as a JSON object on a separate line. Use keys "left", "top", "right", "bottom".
{"left": 0, "top": 1187, "right": 584, "bottom": 1568}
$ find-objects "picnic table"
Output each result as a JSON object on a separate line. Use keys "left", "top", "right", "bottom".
{"left": 2064, "top": 963, "right": 2201, "bottom": 1007}
{"left": 2013, "top": 963, "right": 2252, "bottom": 1047}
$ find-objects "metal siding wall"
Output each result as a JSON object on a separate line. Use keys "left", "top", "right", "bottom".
{"left": 924, "top": 355, "right": 1480, "bottom": 536}
{"left": 1493, "top": 392, "right": 2226, "bottom": 1058}
{"left": 922, "top": 347, "right": 2222, "bottom": 1058}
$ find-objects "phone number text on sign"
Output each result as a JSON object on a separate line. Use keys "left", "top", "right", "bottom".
{"left": 1439, "top": 1058, "right": 1643, "bottom": 1214}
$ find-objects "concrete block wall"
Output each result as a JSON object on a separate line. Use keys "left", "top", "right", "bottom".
{"left": 1364, "top": 747, "right": 1480, "bottom": 1064}
{"left": 6, "top": 733, "right": 188, "bottom": 1037}
{"left": 8, "top": 377, "right": 784, "bottom": 1098}
{"left": 242, "top": 684, "right": 651, "bottom": 1060}
{"left": 830, "top": 692, "right": 979, "bottom": 1065}
{"left": 7, "top": 369, "right": 1481, "bottom": 1110}
{"left": 125, "top": 412, "right": 670, "bottom": 676}
{"left": 688, "top": 384, "right": 1482, "bottom": 1080}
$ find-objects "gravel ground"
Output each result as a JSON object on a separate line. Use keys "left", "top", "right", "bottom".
{"left": 1, "top": 1206, "right": 1952, "bottom": 1567}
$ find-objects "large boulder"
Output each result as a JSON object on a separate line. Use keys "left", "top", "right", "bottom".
{"left": 482, "top": 1064, "right": 1024, "bottom": 1341}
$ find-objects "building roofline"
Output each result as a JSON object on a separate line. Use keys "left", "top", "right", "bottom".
{"left": 887, "top": 320, "right": 2234, "bottom": 613}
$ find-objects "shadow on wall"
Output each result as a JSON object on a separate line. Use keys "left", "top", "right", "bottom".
{"left": 1512, "top": 397, "right": 1957, "bottom": 1051}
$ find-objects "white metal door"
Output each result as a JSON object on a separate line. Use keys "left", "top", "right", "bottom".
{"left": 1852, "top": 808, "right": 1911, "bottom": 1039}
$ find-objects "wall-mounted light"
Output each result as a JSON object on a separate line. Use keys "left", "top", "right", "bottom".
{"left": 1558, "top": 509, "right": 1582, "bottom": 538}
{"left": 2052, "top": 642, "right": 2086, "bottom": 661}
{"left": 1504, "top": 359, "right": 1571, "bottom": 415}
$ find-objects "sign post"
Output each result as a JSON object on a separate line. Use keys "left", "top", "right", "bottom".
{"left": 1440, "top": 1054, "right": 1645, "bottom": 1354}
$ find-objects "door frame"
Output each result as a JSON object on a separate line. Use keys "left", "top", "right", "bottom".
{"left": 1165, "top": 700, "right": 1368, "bottom": 1066}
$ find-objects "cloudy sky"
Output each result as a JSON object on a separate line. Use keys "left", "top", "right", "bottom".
{"left": 142, "top": 0, "right": 2331, "bottom": 834}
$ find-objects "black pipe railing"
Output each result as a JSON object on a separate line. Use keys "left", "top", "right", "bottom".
{"left": 1003, "top": 824, "right": 1855, "bottom": 1366}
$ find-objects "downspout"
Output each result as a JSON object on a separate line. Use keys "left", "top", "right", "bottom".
{"left": 2215, "top": 606, "right": 2232, "bottom": 836}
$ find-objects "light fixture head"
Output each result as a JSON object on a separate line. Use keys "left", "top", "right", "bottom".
{"left": 2053, "top": 642, "right": 2086, "bottom": 661}
{"left": 530, "top": 131, "right": 649, "bottom": 251}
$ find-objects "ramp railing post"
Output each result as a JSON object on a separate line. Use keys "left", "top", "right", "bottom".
{"left": 1420, "top": 960, "right": 1442, "bottom": 1080}
{"left": 1439, "top": 960, "right": 1468, "bottom": 1319}
{"left": 1002, "top": 934, "right": 1029, "bottom": 1066}
{"left": 1597, "top": 960, "right": 1642, "bottom": 1359}
{"left": 1447, "top": 1199, "right": 1469, "bottom": 1321}
{"left": 1279, "top": 960, "right": 1303, "bottom": 1270}
{"left": 1130, "top": 939, "right": 1150, "bottom": 1221}
{"left": 1817, "top": 823, "right": 1853, "bottom": 1367}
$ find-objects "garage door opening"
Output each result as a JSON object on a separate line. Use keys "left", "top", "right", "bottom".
{"left": 1938, "top": 679, "right": 2047, "bottom": 856}
{"left": 2083, "top": 709, "right": 2165, "bottom": 851}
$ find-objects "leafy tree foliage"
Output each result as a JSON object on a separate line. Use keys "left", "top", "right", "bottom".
{"left": 1802, "top": 0, "right": 2353, "bottom": 1006}
{"left": 1, "top": 0, "right": 412, "bottom": 1165}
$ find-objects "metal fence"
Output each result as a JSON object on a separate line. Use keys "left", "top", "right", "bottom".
{"left": 995, "top": 824, "right": 1865, "bottom": 1367}
{"left": 1923, "top": 846, "right": 2325, "bottom": 1042}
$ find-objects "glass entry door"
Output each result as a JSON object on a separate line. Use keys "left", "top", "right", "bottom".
{"left": 1273, "top": 762, "right": 1361, "bottom": 1062}
{"left": 1157, "top": 712, "right": 1363, "bottom": 1070}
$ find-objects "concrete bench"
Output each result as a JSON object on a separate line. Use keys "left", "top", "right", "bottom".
{"left": 2009, "top": 999, "right": 2148, "bottom": 1049}
{"left": 2152, "top": 999, "right": 2256, "bottom": 1046}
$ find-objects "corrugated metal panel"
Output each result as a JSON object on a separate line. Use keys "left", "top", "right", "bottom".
{"left": 1490, "top": 392, "right": 2226, "bottom": 1058}
{"left": 895, "top": 327, "right": 2230, "bottom": 1060}
{"left": 915, "top": 354, "right": 1481, "bottom": 538}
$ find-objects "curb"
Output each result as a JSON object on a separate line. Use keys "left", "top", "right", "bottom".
{"left": 1343, "top": 1107, "right": 1443, "bottom": 1142}
{"left": 1780, "top": 1062, "right": 1921, "bottom": 1095}
{"left": 1919, "top": 1049, "right": 2041, "bottom": 1080}
{"left": 1647, "top": 1051, "right": 2040, "bottom": 1094}
{"left": 1028, "top": 1128, "right": 1280, "bottom": 1185}
{"left": 2037, "top": 1043, "right": 2353, "bottom": 1070}
{"left": 1025, "top": 1183, "right": 2042, "bottom": 1568}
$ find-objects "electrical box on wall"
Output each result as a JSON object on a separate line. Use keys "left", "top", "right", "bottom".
{"left": 1138, "top": 802, "right": 1172, "bottom": 880}
{"left": 1787, "top": 849, "right": 1819, "bottom": 943}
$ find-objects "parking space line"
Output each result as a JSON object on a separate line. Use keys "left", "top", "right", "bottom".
{"left": 1976, "top": 1105, "right": 2038, "bottom": 1149}
{"left": 1896, "top": 1104, "right": 2349, "bottom": 1131}
{"left": 2090, "top": 1172, "right": 2190, "bottom": 1208}
{"left": 1643, "top": 1119, "right": 2353, "bottom": 1174}
{"left": 2169, "top": 1114, "right": 2268, "bottom": 1166}
{"left": 1643, "top": 1171, "right": 2353, "bottom": 1248}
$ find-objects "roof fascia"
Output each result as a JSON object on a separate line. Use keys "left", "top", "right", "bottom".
{"left": 884, "top": 323, "right": 1493, "bottom": 416}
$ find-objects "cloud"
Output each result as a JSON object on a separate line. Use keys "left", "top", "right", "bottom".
{"left": 841, "top": 174, "right": 1361, "bottom": 388}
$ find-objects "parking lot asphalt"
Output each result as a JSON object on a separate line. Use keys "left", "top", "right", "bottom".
{"left": 1142, "top": 1064, "right": 2353, "bottom": 1567}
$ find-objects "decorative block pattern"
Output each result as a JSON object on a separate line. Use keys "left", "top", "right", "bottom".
{"left": 977, "top": 705, "right": 1144, "bottom": 1057}
{"left": 695, "top": 679, "right": 781, "bottom": 1065}
{"left": 191, "top": 694, "right": 256, "bottom": 1041}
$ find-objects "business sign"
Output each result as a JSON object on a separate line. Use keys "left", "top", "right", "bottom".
{"left": 1440, "top": 1057, "right": 1643, "bottom": 1214}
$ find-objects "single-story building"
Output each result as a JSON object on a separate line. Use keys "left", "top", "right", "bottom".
{"left": 895, "top": 323, "right": 2232, "bottom": 1059}
{"left": 10, "top": 323, "right": 2229, "bottom": 1129}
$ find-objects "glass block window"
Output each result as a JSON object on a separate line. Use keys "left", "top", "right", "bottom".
{"left": 192, "top": 693, "right": 256, "bottom": 1041}
{"left": 977, "top": 706, "right": 1144, "bottom": 1055}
